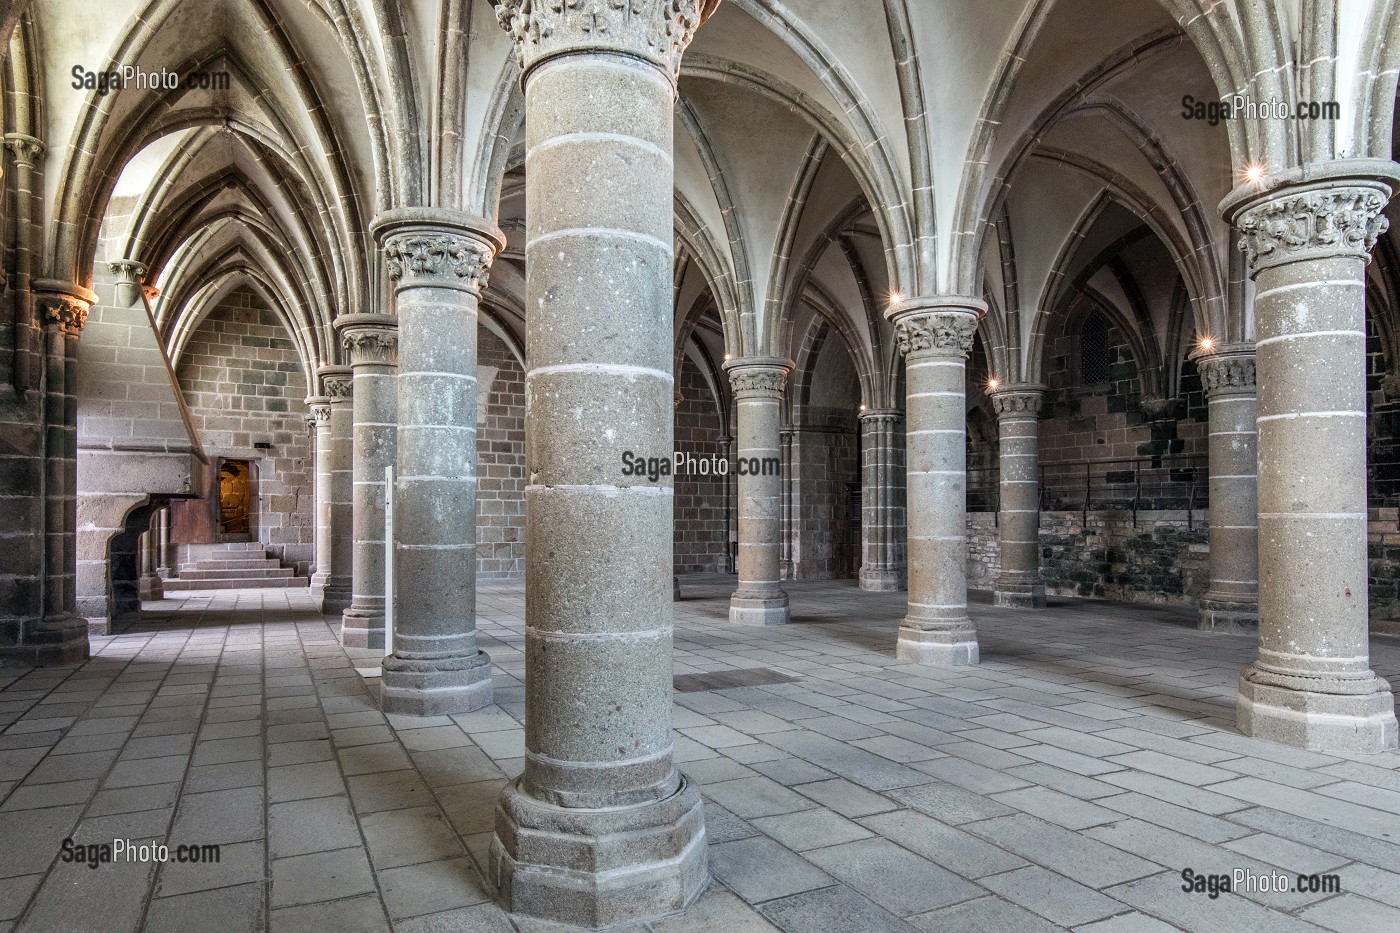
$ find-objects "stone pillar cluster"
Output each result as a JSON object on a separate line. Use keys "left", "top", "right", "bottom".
{"left": 318, "top": 365, "right": 354, "bottom": 615}
{"left": 1225, "top": 169, "right": 1398, "bottom": 753}
{"left": 488, "top": 0, "right": 716, "bottom": 924}
{"left": 31, "top": 282, "right": 94, "bottom": 663}
{"left": 1195, "top": 346, "right": 1259, "bottom": 632}
{"left": 337, "top": 313, "right": 398, "bottom": 649}
{"left": 990, "top": 385, "right": 1045, "bottom": 608}
{"left": 890, "top": 297, "right": 982, "bottom": 665}
{"left": 859, "top": 408, "right": 906, "bottom": 591}
{"left": 371, "top": 208, "right": 501, "bottom": 716}
{"left": 726, "top": 357, "right": 792, "bottom": 624}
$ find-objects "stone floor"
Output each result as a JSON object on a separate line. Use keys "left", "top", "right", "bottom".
{"left": 1, "top": 576, "right": 1399, "bottom": 933}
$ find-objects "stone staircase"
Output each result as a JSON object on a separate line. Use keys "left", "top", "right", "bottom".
{"left": 162, "top": 542, "right": 308, "bottom": 591}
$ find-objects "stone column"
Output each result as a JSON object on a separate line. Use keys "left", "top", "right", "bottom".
{"left": 32, "top": 283, "right": 94, "bottom": 663}
{"left": 137, "top": 515, "right": 162, "bottom": 601}
{"left": 724, "top": 359, "right": 791, "bottom": 623}
{"left": 779, "top": 425, "right": 795, "bottom": 581}
{"left": 307, "top": 395, "right": 332, "bottom": 597}
{"left": 319, "top": 366, "right": 354, "bottom": 615}
{"left": 1224, "top": 169, "right": 1398, "bottom": 752}
{"left": 1195, "top": 346, "right": 1259, "bottom": 632}
{"left": 489, "top": 1, "right": 716, "bottom": 925}
{"left": 990, "top": 386, "right": 1045, "bottom": 608}
{"left": 370, "top": 208, "right": 500, "bottom": 715}
{"left": 859, "top": 409, "right": 906, "bottom": 591}
{"left": 337, "top": 314, "right": 398, "bottom": 649}
{"left": 157, "top": 506, "right": 173, "bottom": 579}
{"left": 889, "top": 297, "right": 983, "bottom": 664}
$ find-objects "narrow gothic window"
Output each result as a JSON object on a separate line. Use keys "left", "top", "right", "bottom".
{"left": 1080, "top": 311, "right": 1111, "bottom": 385}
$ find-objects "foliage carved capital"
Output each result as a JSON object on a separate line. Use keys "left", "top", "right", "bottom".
{"left": 493, "top": 0, "right": 719, "bottom": 80}
{"left": 1237, "top": 185, "right": 1389, "bottom": 273}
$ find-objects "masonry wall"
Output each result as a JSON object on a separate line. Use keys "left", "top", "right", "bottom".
{"left": 790, "top": 418, "right": 859, "bottom": 579}
{"left": 176, "top": 288, "right": 313, "bottom": 575}
{"left": 967, "top": 510, "right": 1210, "bottom": 606}
{"left": 674, "top": 357, "right": 728, "bottom": 573}
{"left": 1035, "top": 318, "right": 1207, "bottom": 502}
{"left": 476, "top": 329, "right": 526, "bottom": 578}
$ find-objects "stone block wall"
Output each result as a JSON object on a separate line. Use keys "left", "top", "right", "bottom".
{"left": 790, "top": 414, "right": 859, "bottom": 580}
{"left": 966, "top": 509, "right": 1209, "bottom": 606}
{"left": 176, "top": 287, "right": 313, "bottom": 575}
{"left": 477, "top": 330, "right": 526, "bottom": 578}
{"left": 1368, "top": 508, "right": 1400, "bottom": 620}
{"left": 674, "top": 357, "right": 728, "bottom": 573}
{"left": 967, "top": 512, "right": 1000, "bottom": 589}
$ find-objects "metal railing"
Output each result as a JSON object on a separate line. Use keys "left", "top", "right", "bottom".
{"left": 968, "top": 454, "right": 1209, "bottom": 528}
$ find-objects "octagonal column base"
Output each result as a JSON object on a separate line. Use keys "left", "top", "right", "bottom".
{"left": 380, "top": 650, "right": 493, "bottom": 716}
{"left": 896, "top": 618, "right": 979, "bottom": 666}
{"left": 1238, "top": 672, "right": 1398, "bottom": 754}
{"left": 340, "top": 604, "right": 386, "bottom": 650}
{"left": 993, "top": 577, "right": 1046, "bottom": 609}
{"left": 490, "top": 774, "right": 708, "bottom": 929}
{"left": 860, "top": 567, "right": 905, "bottom": 592}
{"left": 729, "top": 592, "right": 789, "bottom": 626}
{"left": 1198, "top": 596, "right": 1258, "bottom": 633}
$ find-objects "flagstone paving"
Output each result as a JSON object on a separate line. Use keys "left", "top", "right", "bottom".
{"left": 0, "top": 576, "right": 1397, "bottom": 932}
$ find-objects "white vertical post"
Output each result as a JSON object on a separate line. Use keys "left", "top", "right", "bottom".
{"left": 384, "top": 463, "right": 395, "bottom": 659}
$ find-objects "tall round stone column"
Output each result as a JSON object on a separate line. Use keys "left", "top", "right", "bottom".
{"left": 859, "top": 409, "right": 906, "bottom": 591}
{"left": 991, "top": 386, "right": 1045, "bottom": 608}
{"left": 1224, "top": 168, "right": 1398, "bottom": 752}
{"left": 318, "top": 366, "right": 354, "bottom": 615}
{"left": 889, "top": 298, "right": 983, "bottom": 665}
{"left": 725, "top": 358, "right": 792, "bottom": 624}
{"left": 307, "top": 395, "right": 332, "bottom": 597}
{"left": 489, "top": 0, "right": 716, "bottom": 925}
{"left": 1195, "top": 346, "right": 1259, "bottom": 632}
{"left": 369, "top": 208, "right": 501, "bottom": 716}
{"left": 337, "top": 314, "right": 398, "bottom": 649}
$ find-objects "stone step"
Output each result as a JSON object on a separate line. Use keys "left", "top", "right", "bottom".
{"left": 184, "top": 542, "right": 265, "bottom": 552}
{"left": 177, "top": 567, "right": 296, "bottom": 581}
{"left": 162, "top": 577, "right": 308, "bottom": 591}
{"left": 177, "top": 558, "right": 285, "bottom": 572}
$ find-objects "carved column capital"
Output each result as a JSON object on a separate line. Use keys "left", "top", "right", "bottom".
{"left": 1194, "top": 346, "right": 1256, "bottom": 398}
{"left": 859, "top": 408, "right": 904, "bottom": 428}
{"left": 38, "top": 295, "right": 89, "bottom": 337}
{"left": 370, "top": 208, "right": 505, "bottom": 296}
{"left": 318, "top": 366, "right": 354, "bottom": 403}
{"left": 889, "top": 297, "right": 985, "bottom": 360}
{"left": 494, "top": 0, "right": 721, "bottom": 81}
{"left": 1228, "top": 176, "right": 1392, "bottom": 275}
{"left": 336, "top": 313, "right": 399, "bottom": 367}
{"left": 724, "top": 356, "right": 791, "bottom": 400}
{"left": 34, "top": 281, "right": 97, "bottom": 338}
{"left": 108, "top": 260, "right": 147, "bottom": 282}
{"left": 306, "top": 396, "right": 332, "bottom": 425}
{"left": 3, "top": 133, "right": 44, "bottom": 168}
{"left": 990, "top": 386, "right": 1044, "bottom": 419}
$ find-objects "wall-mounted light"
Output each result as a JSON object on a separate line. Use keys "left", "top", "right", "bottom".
{"left": 1198, "top": 336, "right": 1215, "bottom": 352}
{"left": 888, "top": 291, "right": 904, "bottom": 307}
{"left": 859, "top": 404, "right": 867, "bottom": 412}
{"left": 987, "top": 377, "right": 1000, "bottom": 391}
{"left": 1243, "top": 163, "right": 1266, "bottom": 187}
